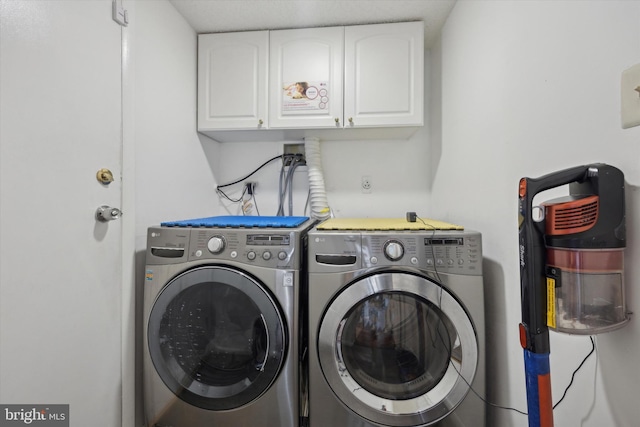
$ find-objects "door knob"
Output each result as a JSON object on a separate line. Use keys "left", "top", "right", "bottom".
{"left": 96, "top": 205, "right": 122, "bottom": 222}
{"left": 96, "top": 168, "right": 114, "bottom": 185}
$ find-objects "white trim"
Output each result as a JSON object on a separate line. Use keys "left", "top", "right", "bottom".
{"left": 120, "top": 0, "right": 136, "bottom": 425}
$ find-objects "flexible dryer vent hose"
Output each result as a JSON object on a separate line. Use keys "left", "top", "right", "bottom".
{"left": 304, "top": 137, "right": 331, "bottom": 220}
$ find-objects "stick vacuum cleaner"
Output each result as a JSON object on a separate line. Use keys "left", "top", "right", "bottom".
{"left": 518, "top": 163, "right": 629, "bottom": 427}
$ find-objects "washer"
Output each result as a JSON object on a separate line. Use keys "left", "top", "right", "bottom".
{"left": 144, "top": 216, "right": 314, "bottom": 427}
{"left": 307, "top": 220, "right": 485, "bottom": 427}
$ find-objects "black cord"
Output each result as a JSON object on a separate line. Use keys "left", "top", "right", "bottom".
{"left": 216, "top": 153, "right": 298, "bottom": 211}
{"left": 432, "top": 309, "right": 530, "bottom": 416}
{"left": 416, "top": 216, "right": 444, "bottom": 285}
{"left": 415, "top": 215, "right": 444, "bottom": 350}
{"left": 440, "top": 303, "right": 596, "bottom": 416}
{"left": 553, "top": 336, "right": 596, "bottom": 409}
{"left": 216, "top": 154, "right": 287, "bottom": 189}
{"left": 216, "top": 185, "right": 247, "bottom": 203}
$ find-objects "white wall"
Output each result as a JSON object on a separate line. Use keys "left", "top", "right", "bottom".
{"left": 133, "top": 1, "right": 220, "bottom": 235}
{"left": 212, "top": 131, "right": 435, "bottom": 219}
{"left": 434, "top": 1, "right": 640, "bottom": 426}
{"left": 131, "top": 1, "right": 220, "bottom": 425}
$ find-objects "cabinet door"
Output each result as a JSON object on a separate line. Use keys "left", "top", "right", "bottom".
{"left": 269, "top": 27, "right": 344, "bottom": 129}
{"left": 198, "top": 31, "right": 268, "bottom": 130}
{"left": 344, "top": 22, "right": 424, "bottom": 127}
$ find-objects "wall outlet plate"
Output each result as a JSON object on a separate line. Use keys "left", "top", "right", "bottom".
{"left": 621, "top": 63, "right": 640, "bottom": 129}
{"left": 361, "top": 175, "right": 372, "bottom": 193}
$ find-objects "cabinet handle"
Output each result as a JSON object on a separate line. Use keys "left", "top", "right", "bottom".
{"left": 348, "top": 117, "right": 353, "bottom": 124}
{"left": 258, "top": 119, "right": 264, "bottom": 125}
{"left": 335, "top": 117, "right": 340, "bottom": 123}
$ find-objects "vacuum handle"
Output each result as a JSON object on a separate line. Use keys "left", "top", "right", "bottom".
{"left": 520, "top": 165, "right": 591, "bottom": 198}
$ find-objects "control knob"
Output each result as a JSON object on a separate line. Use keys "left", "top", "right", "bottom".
{"left": 207, "top": 236, "right": 225, "bottom": 254}
{"left": 384, "top": 240, "right": 404, "bottom": 261}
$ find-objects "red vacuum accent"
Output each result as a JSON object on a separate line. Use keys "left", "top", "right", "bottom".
{"left": 543, "top": 195, "right": 598, "bottom": 236}
{"left": 538, "top": 373, "right": 553, "bottom": 427}
{"left": 547, "top": 247, "right": 623, "bottom": 272}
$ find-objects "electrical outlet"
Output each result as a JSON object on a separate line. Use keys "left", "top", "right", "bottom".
{"left": 621, "top": 63, "right": 640, "bottom": 129}
{"left": 361, "top": 175, "right": 372, "bottom": 193}
{"left": 245, "top": 181, "right": 256, "bottom": 195}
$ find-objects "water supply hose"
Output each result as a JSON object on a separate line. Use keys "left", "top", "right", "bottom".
{"left": 304, "top": 137, "right": 331, "bottom": 220}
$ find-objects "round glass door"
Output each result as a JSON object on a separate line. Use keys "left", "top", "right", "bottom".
{"left": 318, "top": 272, "right": 477, "bottom": 426}
{"left": 148, "top": 266, "right": 286, "bottom": 410}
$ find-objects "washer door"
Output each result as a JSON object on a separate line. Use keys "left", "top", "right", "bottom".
{"left": 148, "top": 266, "right": 286, "bottom": 410}
{"left": 318, "top": 272, "right": 477, "bottom": 426}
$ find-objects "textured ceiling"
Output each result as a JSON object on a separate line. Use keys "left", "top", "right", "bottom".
{"left": 169, "top": 0, "right": 456, "bottom": 47}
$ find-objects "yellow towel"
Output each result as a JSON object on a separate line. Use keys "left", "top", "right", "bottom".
{"left": 316, "top": 217, "right": 464, "bottom": 231}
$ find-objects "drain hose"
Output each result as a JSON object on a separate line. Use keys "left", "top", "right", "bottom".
{"left": 304, "top": 137, "right": 331, "bottom": 220}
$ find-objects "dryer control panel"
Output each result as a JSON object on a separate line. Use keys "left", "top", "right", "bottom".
{"left": 361, "top": 231, "right": 482, "bottom": 276}
{"left": 309, "top": 229, "right": 482, "bottom": 276}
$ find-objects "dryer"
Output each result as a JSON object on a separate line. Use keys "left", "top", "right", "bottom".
{"left": 307, "top": 219, "right": 485, "bottom": 427}
{"left": 144, "top": 216, "right": 314, "bottom": 427}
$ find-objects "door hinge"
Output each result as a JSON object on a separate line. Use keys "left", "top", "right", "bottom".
{"left": 112, "top": 0, "right": 129, "bottom": 27}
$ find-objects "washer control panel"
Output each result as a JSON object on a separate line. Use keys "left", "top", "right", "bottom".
{"left": 188, "top": 229, "right": 297, "bottom": 268}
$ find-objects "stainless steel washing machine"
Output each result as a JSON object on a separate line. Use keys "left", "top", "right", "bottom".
{"left": 307, "top": 220, "right": 485, "bottom": 427}
{"left": 144, "top": 216, "right": 314, "bottom": 427}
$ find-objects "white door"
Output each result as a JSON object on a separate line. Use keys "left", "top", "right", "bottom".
{"left": 198, "top": 31, "right": 269, "bottom": 131}
{"left": 0, "top": 1, "right": 124, "bottom": 426}
{"left": 344, "top": 22, "right": 424, "bottom": 127}
{"left": 269, "top": 26, "right": 344, "bottom": 129}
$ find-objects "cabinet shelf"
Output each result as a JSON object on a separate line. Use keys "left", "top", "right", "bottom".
{"left": 198, "top": 126, "right": 421, "bottom": 143}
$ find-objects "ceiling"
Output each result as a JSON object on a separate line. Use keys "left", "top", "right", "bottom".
{"left": 169, "top": 0, "right": 457, "bottom": 48}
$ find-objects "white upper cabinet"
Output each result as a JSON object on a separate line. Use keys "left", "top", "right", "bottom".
{"left": 344, "top": 22, "right": 424, "bottom": 127}
{"left": 198, "top": 31, "right": 268, "bottom": 130}
{"left": 269, "top": 26, "right": 344, "bottom": 129}
{"left": 197, "top": 22, "right": 424, "bottom": 139}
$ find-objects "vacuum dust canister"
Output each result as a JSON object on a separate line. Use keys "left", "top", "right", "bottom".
{"left": 543, "top": 166, "right": 629, "bottom": 334}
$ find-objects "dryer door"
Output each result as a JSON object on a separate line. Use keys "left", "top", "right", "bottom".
{"left": 318, "top": 272, "right": 477, "bottom": 426}
{"left": 148, "top": 266, "right": 286, "bottom": 410}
